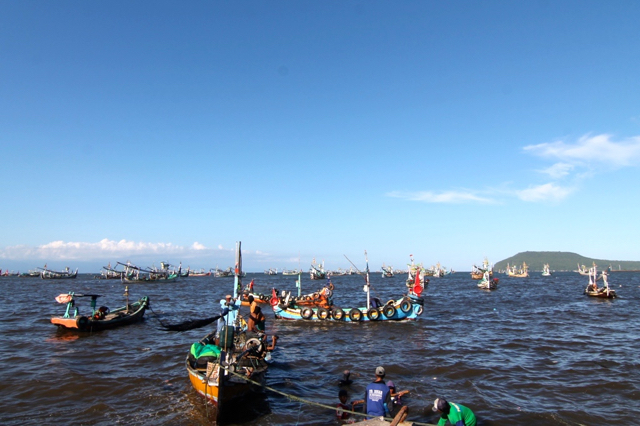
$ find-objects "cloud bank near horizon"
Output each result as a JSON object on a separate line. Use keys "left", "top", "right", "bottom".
{"left": 0, "top": 239, "right": 228, "bottom": 261}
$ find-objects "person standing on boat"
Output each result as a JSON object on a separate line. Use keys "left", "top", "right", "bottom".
{"left": 432, "top": 397, "right": 476, "bottom": 426}
{"left": 363, "top": 366, "right": 392, "bottom": 419}
{"left": 217, "top": 294, "right": 242, "bottom": 335}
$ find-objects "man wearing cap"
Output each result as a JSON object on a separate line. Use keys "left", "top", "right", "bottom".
{"left": 217, "top": 294, "right": 242, "bottom": 336}
{"left": 363, "top": 366, "right": 392, "bottom": 419}
{"left": 432, "top": 397, "right": 476, "bottom": 426}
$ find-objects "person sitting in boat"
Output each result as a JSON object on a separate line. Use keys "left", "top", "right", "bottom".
{"left": 371, "top": 297, "right": 383, "bottom": 308}
{"left": 93, "top": 306, "right": 109, "bottom": 320}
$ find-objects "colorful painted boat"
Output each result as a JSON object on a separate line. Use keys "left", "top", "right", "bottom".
{"left": 272, "top": 251, "right": 424, "bottom": 322}
{"left": 186, "top": 241, "right": 277, "bottom": 421}
{"left": 51, "top": 292, "right": 149, "bottom": 331}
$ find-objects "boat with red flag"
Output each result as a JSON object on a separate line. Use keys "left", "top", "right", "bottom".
{"left": 271, "top": 251, "right": 424, "bottom": 322}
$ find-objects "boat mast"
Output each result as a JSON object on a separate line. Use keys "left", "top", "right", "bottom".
{"left": 364, "top": 250, "right": 370, "bottom": 310}
{"left": 234, "top": 241, "right": 242, "bottom": 299}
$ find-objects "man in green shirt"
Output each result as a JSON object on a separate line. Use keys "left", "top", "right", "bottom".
{"left": 433, "top": 397, "right": 477, "bottom": 426}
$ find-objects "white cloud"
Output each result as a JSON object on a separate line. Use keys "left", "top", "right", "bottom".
{"left": 538, "top": 162, "right": 574, "bottom": 179}
{"left": 524, "top": 134, "right": 640, "bottom": 168}
{"left": 516, "top": 183, "right": 572, "bottom": 202}
{"left": 0, "top": 239, "right": 215, "bottom": 261}
{"left": 387, "top": 190, "right": 495, "bottom": 204}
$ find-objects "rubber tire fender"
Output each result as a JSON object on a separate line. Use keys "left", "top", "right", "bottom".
{"left": 348, "top": 308, "right": 362, "bottom": 322}
{"left": 383, "top": 304, "right": 397, "bottom": 318}
{"left": 367, "top": 308, "right": 380, "bottom": 321}
{"left": 301, "top": 307, "right": 314, "bottom": 319}
{"left": 332, "top": 307, "right": 345, "bottom": 320}
{"left": 416, "top": 305, "right": 424, "bottom": 316}
{"left": 400, "top": 297, "right": 412, "bottom": 313}
{"left": 76, "top": 316, "right": 89, "bottom": 330}
{"left": 317, "top": 307, "right": 330, "bottom": 320}
{"left": 243, "top": 337, "right": 264, "bottom": 355}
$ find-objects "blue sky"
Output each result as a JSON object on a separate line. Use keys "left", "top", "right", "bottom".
{"left": 1, "top": 1, "right": 640, "bottom": 273}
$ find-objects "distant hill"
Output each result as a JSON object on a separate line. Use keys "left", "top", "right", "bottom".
{"left": 495, "top": 251, "right": 640, "bottom": 272}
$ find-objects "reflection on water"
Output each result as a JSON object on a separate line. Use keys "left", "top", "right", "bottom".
{"left": 0, "top": 271, "right": 639, "bottom": 425}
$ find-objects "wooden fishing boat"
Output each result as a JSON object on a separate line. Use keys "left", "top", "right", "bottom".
{"left": 187, "top": 268, "right": 212, "bottom": 277}
{"left": 272, "top": 252, "right": 424, "bottom": 322}
{"left": 471, "top": 258, "right": 492, "bottom": 280}
{"left": 118, "top": 261, "right": 180, "bottom": 282}
{"left": 40, "top": 266, "right": 78, "bottom": 279}
{"left": 264, "top": 268, "right": 278, "bottom": 275}
{"left": 506, "top": 262, "right": 529, "bottom": 278}
{"left": 282, "top": 268, "right": 301, "bottom": 276}
{"left": 584, "top": 265, "right": 617, "bottom": 299}
{"left": 186, "top": 241, "right": 277, "bottom": 421}
{"left": 310, "top": 259, "right": 327, "bottom": 280}
{"left": 51, "top": 291, "right": 149, "bottom": 331}
{"left": 541, "top": 263, "right": 552, "bottom": 277}
{"left": 406, "top": 255, "right": 428, "bottom": 288}
{"left": 477, "top": 271, "right": 499, "bottom": 290}
{"left": 575, "top": 263, "right": 591, "bottom": 276}
{"left": 381, "top": 264, "right": 394, "bottom": 278}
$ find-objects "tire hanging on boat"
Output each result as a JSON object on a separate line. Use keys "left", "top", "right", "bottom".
{"left": 349, "top": 308, "right": 362, "bottom": 322}
{"left": 76, "top": 316, "right": 89, "bottom": 330}
{"left": 416, "top": 305, "right": 423, "bottom": 316}
{"left": 332, "top": 307, "right": 345, "bottom": 321}
{"left": 317, "top": 307, "right": 329, "bottom": 320}
{"left": 367, "top": 308, "right": 380, "bottom": 321}
{"left": 400, "top": 298, "right": 412, "bottom": 313}
{"left": 301, "top": 307, "right": 314, "bottom": 319}
{"left": 383, "top": 304, "right": 396, "bottom": 318}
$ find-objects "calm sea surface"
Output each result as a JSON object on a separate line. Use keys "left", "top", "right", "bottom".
{"left": 1, "top": 271, "right": 639, "bottom": 425}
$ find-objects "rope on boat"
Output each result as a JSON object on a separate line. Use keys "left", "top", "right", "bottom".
{"left": 215, "top": 363, "right": 438, "bottom": 426}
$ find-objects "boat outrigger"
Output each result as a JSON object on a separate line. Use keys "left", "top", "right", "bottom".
{"left": 51, "top": 287, "right": 149, "bottom": 331}
{"left": 271, "top": 251, "right": 424, "bottom": 322}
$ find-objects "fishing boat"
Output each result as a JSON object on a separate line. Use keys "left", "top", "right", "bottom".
{"left": 506, "top": 262, "right": 529, "bottom": 278}
{"left": 471, "top": 258, "right": 492, "bottom": 280}
{"left": 575, "top": 263, "right": 591, "bottom": 276}
{"left": 40, "top": 266, "right": 78, "bottom": 279}
{"left": 264, "top": 268, "right": 278, "bottom": 275}
{"left": 541, "top": 264, "right": 552, "bottom": 277}
{"left": 51, "top": 288, "right": 149, "bottom": 331}
{"left": 406, "top": 255, "right": 428, "bottom": 289}
{"left": 118, "top": 261, "right": 180, "bottom": 282}
{"left": 272, "top": 251, "right": 424, "bottom": 322}
{"left": 477, "top": 270, "right": 498, "bottom": 290}
{"left": 309, "top": 259, "right": 327, "bottom": 280}
{"left": 584, "top": 265, "right": 617, "bottom": 298}
{"left": 19, "top": 269, "right": 41, "bottom": 277}
{"left": 282, "top": 268, "right": 301, "bottom": 276}
{"left": 213, "top": 266, "right": 234, "bottom": 277}
{"left": 381, "top": 264, "right": 394, "bottom": 278}
{"left": 99, "top": 262, "right": 126, "bottom": 279}
{"left": 187, "top": 268, "right": 212, "bottom": 277}
{"left": 186, "top": 241, "right": 277, "bottom": 421}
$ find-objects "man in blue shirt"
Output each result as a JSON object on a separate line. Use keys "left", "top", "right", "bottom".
{"left": 217, "top": 295, "right": 242, "bottom": 336}
{"left": 363, "top": 366, "right": 392, "bottom": 419}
